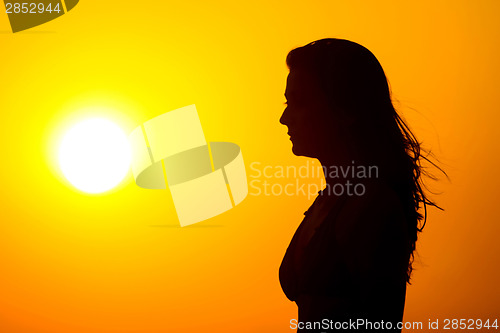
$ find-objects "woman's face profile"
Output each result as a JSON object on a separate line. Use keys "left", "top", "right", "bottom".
{"left": 280, "top": 69, "right": 342, "bottom": 159}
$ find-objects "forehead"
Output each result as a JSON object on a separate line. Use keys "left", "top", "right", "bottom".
{"left": 285, "top": 69, "right": 321, "bottom": 98}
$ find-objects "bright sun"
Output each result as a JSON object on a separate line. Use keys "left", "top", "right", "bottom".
{"left": 58, "top": 118, "right": 131, "bottom": 194}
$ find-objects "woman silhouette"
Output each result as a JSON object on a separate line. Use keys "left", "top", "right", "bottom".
{"left": 279, "top": 38, "right": 444, "bottom": 332}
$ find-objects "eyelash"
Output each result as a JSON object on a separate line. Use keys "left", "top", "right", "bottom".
{"left": 283, "top": 102, "right": 288, "bottom": 105}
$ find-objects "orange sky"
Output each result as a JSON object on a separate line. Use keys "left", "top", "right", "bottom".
{"left": 0, "top": 1, "right": 499, "bottom": 332}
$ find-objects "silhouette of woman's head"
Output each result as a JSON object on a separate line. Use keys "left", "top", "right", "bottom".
{"left": 280, "top": 38, "right": 446, "bottom": 283}
{"left": 281, "top": 38, "right": 396, "bottom": 163}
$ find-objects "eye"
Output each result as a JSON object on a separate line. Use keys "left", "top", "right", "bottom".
{"left": 283, "top": 101, "right": 288, "bottom": 105}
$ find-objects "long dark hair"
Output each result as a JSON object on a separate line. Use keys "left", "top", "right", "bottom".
{"left": 285, "top": 38, "right": 447, "bottom": 284}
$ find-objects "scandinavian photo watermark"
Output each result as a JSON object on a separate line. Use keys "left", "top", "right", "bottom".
{"left": 249, "top": 160, "right": 379, "bottom": 199}
{"left": 289, "top": 317, "right": 499, "bottom": 331}
{"left": 290, "top": 318, "right": 423, "bottom": 331}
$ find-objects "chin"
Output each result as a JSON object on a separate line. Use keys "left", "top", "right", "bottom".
{"left": 291, "top": 142, "right": 314, "bottom": 158}
{"left": 291, "top": 139, "right": 318, "bottom": 158}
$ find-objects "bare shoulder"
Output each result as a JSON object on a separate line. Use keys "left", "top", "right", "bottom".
{"left": 334, "top": 179, "right": 406, "bottom": 237}
{"left": 343, "top": 178, "right": 403, "bottom": 215}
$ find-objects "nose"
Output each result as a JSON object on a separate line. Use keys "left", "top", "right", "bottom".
{"left": 280, "top": 106, "right": 290, "bottom": 126}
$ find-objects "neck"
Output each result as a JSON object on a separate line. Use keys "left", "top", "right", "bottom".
{"left": 318, "top": 151, "right": 367, "bottom": 188}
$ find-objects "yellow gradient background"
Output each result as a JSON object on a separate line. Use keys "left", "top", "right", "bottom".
{"left": 0, "top": 1, "right": 499, "bottom": 332}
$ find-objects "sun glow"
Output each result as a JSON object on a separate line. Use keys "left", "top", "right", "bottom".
{"left": 58, "top": 118, "right": 131, "bottom": 194}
